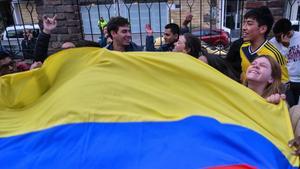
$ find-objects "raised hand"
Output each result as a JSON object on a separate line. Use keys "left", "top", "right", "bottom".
{"left": 289, "top": 137, "right": 300, "bottom": 156}
{"left": 185, "top": 13, "right": 193, "bottom": 22}
{"left": 183, "top": 12, "right": 193, "bottom": 26}
{"left": 30, "top": 61, "right": 43, "bottom": 70}
{"left": 266, "top": 93, "right": 286, "bottom": 104}
{"left": 43, "top": 15, "right": 57, "bottom": 34}
{"left": 145, "top": 24, "right": 153, "bottom": 36}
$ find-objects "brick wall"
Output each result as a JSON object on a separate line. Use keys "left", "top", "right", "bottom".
{"left": 170, "top": 0, "right": 222, "bottom": 29}
{"left": 244, "top": 0, "right": 285, "bottom": 21}
{"left": 35, "top": 0, "right": 83, "bottom": 52}
{"left": 170, "top": 0, "right": 221, "bottom": 28}
{"left": 168, "top": 0, "right": 286, "bottom": 30}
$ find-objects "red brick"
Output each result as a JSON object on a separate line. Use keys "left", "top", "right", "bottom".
{"left": 245, "top": 1, "right": 266, "bottom": 9}
{"left": 267, "top": 0, "right": 283, "bottom": 8}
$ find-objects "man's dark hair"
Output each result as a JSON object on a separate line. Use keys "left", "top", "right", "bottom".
{"left": 183, "top": 33, "right": 201, "bottom": 58}
{"left": 0, "top": 51, "right": 11, "bottom": 60}
{"left": 273, "top": 18, "right": 292, "bottom": 35}
{"left": 165, "top": 23, "right": 180, "bottom": 36}
{"left": 244, "top": 6, "right": 274, "bottom": 37}
{"left": 107, "top": 16, "right": 130, "bottom": 37}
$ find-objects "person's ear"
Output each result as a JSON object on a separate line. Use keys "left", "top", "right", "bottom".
{"left": 110, "top": 31, "right": 117, "bottom": 38}
{"left": 259, "top": 25, "right": 267, "bottom": 35}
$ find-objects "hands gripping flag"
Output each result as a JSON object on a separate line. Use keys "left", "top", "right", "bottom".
{"left": 0, "top": 48, "right": 298, "bottom": 168}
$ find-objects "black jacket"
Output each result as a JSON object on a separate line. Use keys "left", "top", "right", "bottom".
{"left": 145, "top": 36, "right": 175, "bottom": 52}
{"left": 145, "top": 27, "right": 189, "bottom": 52}
{"left": 22, "top": 38, "right": 36, "bottom": 59}
{"left": 34, "top": 31, "right": 50, "bottom": 62}
{"left": 225, "top": 38, "right": 244, "bottom": 78}
{"left": 106, "top": 42, "right": 143, "bottom": 51}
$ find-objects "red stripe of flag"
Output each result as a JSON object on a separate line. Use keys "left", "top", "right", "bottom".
{"left": 206, "top": 164, "right": 256, "bottom": 169}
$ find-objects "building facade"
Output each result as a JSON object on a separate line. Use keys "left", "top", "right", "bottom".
{"left": 1, "top": 0, "right": 300, "bottom": 53}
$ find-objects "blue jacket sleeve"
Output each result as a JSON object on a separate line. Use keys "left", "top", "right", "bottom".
{"left": 99, "top": 36, "right": 107, "bottom": 48}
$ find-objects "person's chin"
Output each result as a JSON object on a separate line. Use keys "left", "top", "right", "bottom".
{"left": 246, "top": 73, "right": 256, "bottom": 80}
{"left": 164, "top": 40, "right": 171, "bottom": 44}
{"left": 123, "top": 42, "right": 130, "bottom": 46}
{"left": 247, "top": 75, "right": 263, "bottom": 82}
{"left": 123, "top": 39, "right": 131, "bottom": 44}
{"left": 242, "top": 36, "right": 250, "bottom": 42}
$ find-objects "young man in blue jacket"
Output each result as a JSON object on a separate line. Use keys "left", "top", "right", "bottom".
{"left": 145, "top": 13, "right": 193, "bottom": 51}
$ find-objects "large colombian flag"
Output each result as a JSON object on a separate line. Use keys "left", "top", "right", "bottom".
{"left": 0, "top": 48, "right": 298, "bottom": 168}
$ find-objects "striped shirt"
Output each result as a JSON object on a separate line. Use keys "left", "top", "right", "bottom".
{"left": 240, "top": 40, "right": 289, "bottom": 83}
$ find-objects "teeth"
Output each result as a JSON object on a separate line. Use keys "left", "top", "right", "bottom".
{"left": 249, "top": 70, "right": 258, "bottom": 74}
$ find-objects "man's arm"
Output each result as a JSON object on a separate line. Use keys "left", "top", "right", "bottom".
{"left": 180, "top": 13, "right": 193, "bottom": 34}
{"left": 145, "top": 24, "right": 157, "bottom": 51}
{"left": 34, "top": 15, "right": 57, "bottom": 62}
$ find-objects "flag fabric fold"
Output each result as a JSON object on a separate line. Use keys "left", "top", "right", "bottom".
{"left": 0, "top": 48, "right": 298, "bottom": 168}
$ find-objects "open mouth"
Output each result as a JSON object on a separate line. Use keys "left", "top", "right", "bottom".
{"left": 242, "top": 32, "right": 248, "bottom": 37}
{"left": 249, "top": 70, "right": 258, "bottom": 74}
{"left": 247, "top": 69, "right": 260, "bottom": 76}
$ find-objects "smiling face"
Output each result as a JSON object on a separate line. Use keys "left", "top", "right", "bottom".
{"left": 111, "top": 25, "right": 131, "bottom": 46}
{"left": 164, "top": 28, "right": 178, "bottom": 45}
{"left": 246, "top": 57, "right": 274, "bottom": 86}
{"left": 242, "top": 18, "right": 266, "bottom": 42}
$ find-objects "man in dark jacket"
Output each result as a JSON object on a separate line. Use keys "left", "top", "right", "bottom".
{"left": 106, "top": 16, "right": 143, "bottom": 51}
{"left": 145, "top": 13, "right": 192, "bottom": 51}
{"left": 34, "top": 15, "right": 103, "bottom": 62}
{"left": 34, "top": 15, "right": 57, "bottom": 62}
{"left": 145, "top": 23, "right": 180, "bottom": 51}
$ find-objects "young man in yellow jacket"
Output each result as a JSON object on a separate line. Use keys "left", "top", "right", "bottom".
{"left": 240, "top": 6, "right": 288, "bottom": 83}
